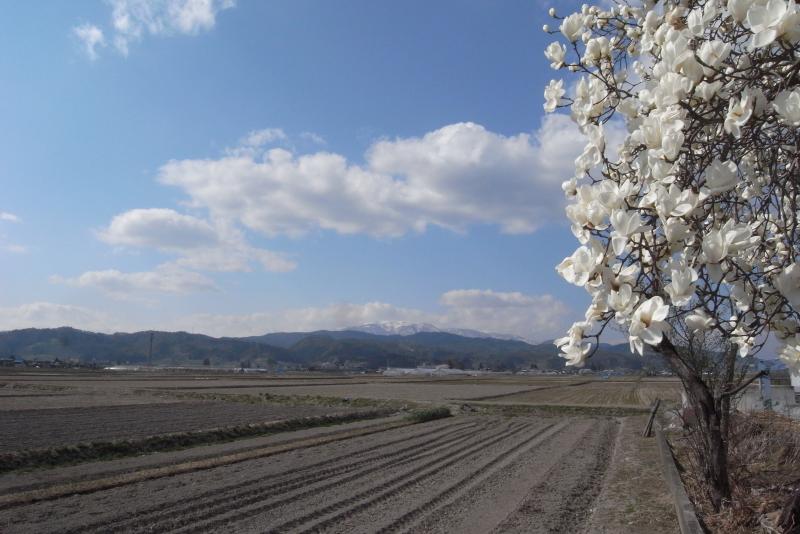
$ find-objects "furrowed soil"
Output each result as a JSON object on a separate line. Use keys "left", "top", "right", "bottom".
{"left": 0, "top": 402, "right": 368, "bottom": 453}
{"left": 1, "top": 415, "right": 624, "bottom": 534}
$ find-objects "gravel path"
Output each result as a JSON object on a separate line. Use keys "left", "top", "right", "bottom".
{"left": 0, "top": 415, "right": 619, "bottom": 533}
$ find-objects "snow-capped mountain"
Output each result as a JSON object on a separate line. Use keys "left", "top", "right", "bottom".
{"left": 344, "top": 321, "right": 531, "bottom": 343}
{"left": 346, "top": 321, "right": 443, "bottom": 336}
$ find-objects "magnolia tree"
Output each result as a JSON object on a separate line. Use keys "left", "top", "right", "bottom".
{"left": 543, "top": 0, "right": 800, "bottom": 509}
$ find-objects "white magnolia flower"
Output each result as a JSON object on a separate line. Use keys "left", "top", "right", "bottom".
{"left": 775, "top": 263, "right": 800, "bottom": 309}
{"left": 746, "top": 0, "right": 789, "bottom": 49}
{"left": 555, "top": 320, "right": 592, "bottom": 348}
{"left": 562, "top": 177, "right": 578, "bottom": 198}
{"left": 560, "top": 13, "right": 584, "bottom": 42}
{"left": 685, "top": 309, "right": 715, "bottom": 331}
{"left": 543, "top": 79, "right": 566, "bottom": 112}
{"left": 561, "top": 341, "right": 593, "bottom": 367}
{"left": 703, "top": 159, "right": 739, "bottom": 195}
{"left": 555, "top": 321, "right": 594, "bottom": 367}
{"left": 687, "top": 8, "right": 706, "bottom": 37}
{"left": 697, "top": 40, "right": 731, "bottom": 75}
{"left": 545, "top": 41, "right": 567, "bottom": 69}
{"left": 695, "top": 81, "right": 723, "bottom": 101}
{"left": 728, "top": 0, "right": 755, "bottom": 22}
{"left": 610, "top": 209, "right": 648, "bottom": 255}
{"left": 779, "top": 334, "right": 800, "bottom": 372}
{"left": 703, "top": 227, "right": 729, "bottom": 264}
{"left": 724, "top": 90, "right": 754, "bottom": 137}
{"left": 629, "top": 296, "right": 670, "bottom": 355}
{"left": 773, "top": 89, "right": 800, "bottom": 126}
{"left": 664, "top": 217, "right": 691, "bottom": 245}
{"left": 556, "top": 245, "right": 601, "bottom": 286}
{"left": 582, "top": 36, "right": 610, "bottom": 66}
{"left": 654, "top": 184, "right": 699, "bottom": 219}
{"left": 546, "top": 0, "right": 800, "bottom": 366}
{"left": 608, "top": 283, "right": 638, "bottom": 318}
{"left": 665, "top": 264, "right": 698, "bottom": 306}
{"left": 702, "top": 220, "right": 760, "bottom": 271}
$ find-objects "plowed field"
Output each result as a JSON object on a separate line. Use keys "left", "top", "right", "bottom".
{"left": 0, "top": 415, "right": 618, "bottom": 533}
{"left": 0, "top": 402, "right": 363, "bottom": 453}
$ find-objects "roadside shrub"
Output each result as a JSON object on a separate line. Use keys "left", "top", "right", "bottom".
{"left": 406, "top": 406, "right": 451, "bottom": 423}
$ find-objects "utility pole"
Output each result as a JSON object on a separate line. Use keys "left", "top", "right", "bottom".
{"left": 148, "top": 331, "right": 154, "bottom": 367}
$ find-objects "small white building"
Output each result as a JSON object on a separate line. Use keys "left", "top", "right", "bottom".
{"left": 791, "top": 371, "right": 800, "bottom": 393}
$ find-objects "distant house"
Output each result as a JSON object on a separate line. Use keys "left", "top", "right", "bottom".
{"left": 0, "top": 356, "right": 24, "bottom": 367}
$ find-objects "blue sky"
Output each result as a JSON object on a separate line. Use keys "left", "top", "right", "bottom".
{"left": 0, "top": 0, "right": 590, "bottom": 340}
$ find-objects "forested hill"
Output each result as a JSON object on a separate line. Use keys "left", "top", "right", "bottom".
{"left": 0, "top": 327, "right": 668, "bottom": 372}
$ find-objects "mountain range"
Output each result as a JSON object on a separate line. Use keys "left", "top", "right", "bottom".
{"left": 344, "top": 322, "right": 530, "bottom": 342}
{"left": 0, "top": 325, "right": 669, "bottom": 373}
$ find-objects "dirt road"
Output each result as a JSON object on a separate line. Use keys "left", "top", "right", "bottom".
{"left": 0, "top": 415, "right": 618, "bottom": 533}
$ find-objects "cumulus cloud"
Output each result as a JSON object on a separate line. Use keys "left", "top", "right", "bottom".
{"left": 0, "top": 212, "right": 20, "bottom": 223}
{"left": 241, "top": 128, "right": 286, "bottom": 147}
{"left": 0, "top": 302, "right": 126, "bottom": 333}
{"left": 73, "top": 24, "right": 105, "bottom": 60}
{"left": 170, "top": 289, "right": 571, "bottom": 341}
{"left": 74, "top": 0, "right": 234, "bottom": 58}
{"left": 98, "top": 208, "right": 295, "bottom": 272}
{"left": 51, "top": 264, "right": 216, "bottom": 299}
{"left": 1, "top": 289, "right": 571, "bottom": 339}
{"left": 438, "top": 289, "right": 570, "bottom": 340}
{"left": 158, "top": 119, "right": 584, "bottom": 238}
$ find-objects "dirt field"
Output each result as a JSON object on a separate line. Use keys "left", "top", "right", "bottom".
{"left": 0, "top": 370, "right": 683, "bottom": 533}
{"left": 0, "top": 402, "right": 365, "bottom": 453}
{"left": 0, "top": 415, "right": 626, "bottom": 533}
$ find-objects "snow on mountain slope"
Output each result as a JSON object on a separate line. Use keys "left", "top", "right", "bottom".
{"left": 345, "top": 321, "right": 531, "bottom": 343}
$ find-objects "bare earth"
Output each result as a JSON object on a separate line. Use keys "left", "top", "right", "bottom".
{"left": 0, "top": 402, "right": 363, "bottom": 453}
{"left": 0, "top": 370, "right": 681, "bottom": 533}
{"left": 0, "top": 415, "right": 621, "bottom": 533}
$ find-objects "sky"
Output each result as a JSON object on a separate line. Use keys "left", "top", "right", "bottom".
{"left": 0, "top": 0, "right": 593, "bottom": 342}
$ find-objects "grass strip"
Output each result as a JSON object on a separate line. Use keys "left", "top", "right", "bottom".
{"left": 405, "top": 406, "right": 452, "bottom": 423}
{"left": 136, "top": 389, "right": 420, "bottom": 411}
{"left": 0, "top": 409, "right": 393, "bottom": 475}
{"left": 465, "top": 401, "right": 649, "bottom": 417}
{"left": 0, "top": 415, "right": 417, "bottom": 511}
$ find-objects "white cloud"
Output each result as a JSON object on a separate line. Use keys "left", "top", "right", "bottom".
{"left": 99, "top": 208, "right": 218, "bottom": 250}
{"left": 73, "top": 24, "right": 106, "bottom": 60}
{"left": 0, "top": 302, "right": 127, "bottom": 333}
{"left": 300, "top": 131, "right": 327, "bottom": 145}
{"left": 158, "top": 119, "right": 584, "bottom": 238}
{"left": 0, "top": 211, "right": 25, "bottom": 253}
{"left": 438, "top": 289, "right": 570, "bottom": 341}
{"left": 242, "top": 128, "right": 286, "bottom": 147}
{"left": 76, "top": 0, "right": 234, "bottom": 58}
{"left": 171, "top": 289, "right": 571, "bottom": 341}
{"left": 98, "top": 208, "right": 295, "bottom": 273}
{"left": 111, "top": 0, "right": 234, "bottom": 54}
{"left": 2, "top": 244, "right": 27, "bottom": 254}
{"left": 0, "top": 289, "right": 571, "bottom": 340}
{"left": 51, "top": 264, "right": 216, "bottom": 299}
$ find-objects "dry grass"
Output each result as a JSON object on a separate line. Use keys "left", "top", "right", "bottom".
{"left": 675, "top": 411, "right": 800, "bottom": 533}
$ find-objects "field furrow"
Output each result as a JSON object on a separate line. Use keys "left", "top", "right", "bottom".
{"left": 71, "top": 419, "right": 478, "bottom": 534}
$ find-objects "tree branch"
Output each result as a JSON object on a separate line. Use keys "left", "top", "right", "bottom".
{"left": 721, "top": 370, "right": 768, "bottom": 398}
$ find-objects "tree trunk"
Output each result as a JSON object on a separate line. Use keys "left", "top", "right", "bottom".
{"left": 659, "top": 338, "right": 731, "bottom": 511}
